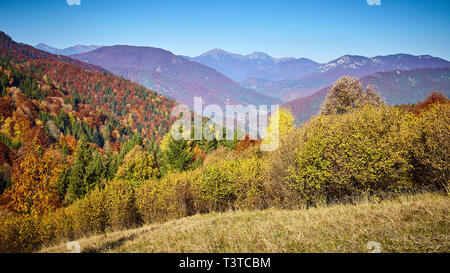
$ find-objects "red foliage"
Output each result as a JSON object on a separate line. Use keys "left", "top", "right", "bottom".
{"left": 401, "top": 92, "right": 449, "bottom": 115}
{"left": 29, "top": 59, "right": 176, "bottom": 141}
{"left": 0, "top": 31, "right": 105, "bottom": 73}
{"left": 0, "top": 97, "right": 14, "bottom": 120}
{"left": 234, "top": 134, "right": 262, "bottom": 153}
{"left": 23, "top": 126, "right": 52, "bottom": 148}
{"left": 0, "top": 142, "right": 10, "bottom": 166}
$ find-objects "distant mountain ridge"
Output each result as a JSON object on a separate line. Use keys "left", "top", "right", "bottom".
{"left": 241, "top": 54, "right": 450, "bottom": 102}
{"left": 0, "top": 32, "right": 107, "bottom": 73}
{"left": 35, "top": 43, "right": 102, "bottom": 56}
{"left": 187, "top": 49, "right": 320, "bottom": 82}
{"left": 37, "top": 39, "right": 450, "bottom": 114}
{"left": 71, "top": 45, "right": 280, "bottom": 108}
{"left": 285, "top": 68, "right": 450, "bottom": 123}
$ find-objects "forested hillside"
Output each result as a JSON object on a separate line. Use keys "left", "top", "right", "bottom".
{"left": 0, "top": 32, "right": 106, "bottom": 73}
{"left": 1, "top": 72, "right": 448, "bottom": 253}
{"left": 0, "top": 32, "right": 179, "bottom": 214}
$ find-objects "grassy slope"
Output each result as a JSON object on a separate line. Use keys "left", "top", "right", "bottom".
{"left": 41, "top": 193, "right": 449, "bottom": 253}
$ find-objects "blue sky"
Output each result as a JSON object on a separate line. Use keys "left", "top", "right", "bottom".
{"left": 0, "top": 0, "right": 449, "bottom": 63}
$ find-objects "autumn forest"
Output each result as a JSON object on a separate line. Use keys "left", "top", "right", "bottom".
{"left": 0, "top": 27, "right": 448, "bottom": 254}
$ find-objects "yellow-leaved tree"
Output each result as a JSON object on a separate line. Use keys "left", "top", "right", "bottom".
{"left": 115, "top": 145, "right": 160, "bottom": 182}
{"left": 263, "top": 107, "right": 296, "bottom": 143}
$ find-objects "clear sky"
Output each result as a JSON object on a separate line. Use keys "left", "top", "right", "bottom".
{"left": 0, "top": 0, "right": 449, "bottom": 63}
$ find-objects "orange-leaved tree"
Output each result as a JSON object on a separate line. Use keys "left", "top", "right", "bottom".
{"left": 6, "top": 146, "right": 64, "bottom": 214}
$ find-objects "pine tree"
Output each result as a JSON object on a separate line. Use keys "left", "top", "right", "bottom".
{"left": 161, "top": 133, "right": 194, "bottom": 174}
{"left": 84, "top": 151, "right": 104, "bottom": 190}
{"left": 67, "top": 141, "right": 94, "bottom": 203}
{"left": 104, "top": 151, "right": 120, "bottom": 180}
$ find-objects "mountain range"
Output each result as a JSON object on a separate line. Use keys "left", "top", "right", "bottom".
{"left": 34, "top": 40, "right": 450, "bottom": 123}
{"left": 35, "top": 43, "right": 102, "bottom": 56}
{"left": 186, "top": 49, "right": 320, "bottom": 82}
{"left": 285, "top": 67, "right": 450, "bottom": 123}
{"left": 240, "top": 54, "right": 450, "bottom": 102}
{"left": 70, "top": 46, "right": 280, "bottom": 108}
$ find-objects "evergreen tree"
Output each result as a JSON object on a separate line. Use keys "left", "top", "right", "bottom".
{"left": 104, "top": 151, "right": 120, "bottom": 180}
{"left": 147, "top": 139, "right": 163, "bottom": 167}
{"left": 84, "top": 151, "right": 104, "bottom": 189}
{"left": 56, "top": 167, "right": 71, "bottom": 202}
{"left": 162, "top": 133, "right": 194, "bottom": 174}
{"left": 67, "top": 141, "right": 94, "bottom": 203}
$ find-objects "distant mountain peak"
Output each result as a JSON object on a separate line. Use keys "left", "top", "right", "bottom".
{"left": 0, "top": 31, "right": 106, "bottom": 73}
{"left": 35, "top": 42, "right": 51, "bottom": 47}
{"left": 35, "top": 43, "right": 59, "bottom": 52}
{"left": 70, "top": 45, "right": 279, "bottom": 108}
{"left": 35, "top": 43, "right": 103, "bottom": 56}
{"left": 246, "top": 51, "right": 272, "bottom": 60}
{"left": 192, "top": 49, "right": 320, "bottom": 81}
{"left": 201, "top": 48, "right": 231, "bottom": 57}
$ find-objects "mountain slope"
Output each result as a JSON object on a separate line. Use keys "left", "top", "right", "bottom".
{"left": 0, "top": 32, "right": 106, "bottom": 73}
{"left": 0, "top": 32, "right": 176, "bottom": 146}
{"left": 243, "top": 54, "right": 450, "bottom": 102}
{"left": 285, "top": 68, "right": 450, "bottom": 123}
{"left": 189, "top": 49, "right": 320, "bottom": 82}
{"left": 71, "top": 46, "right": 279, "bottom": 108}
{"left": 35, "top": 43, "right": 102, "bottom": 56}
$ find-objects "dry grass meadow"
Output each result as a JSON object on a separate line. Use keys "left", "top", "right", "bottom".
{"left": 40, "top": 193, "right": 450, "bottom": 253}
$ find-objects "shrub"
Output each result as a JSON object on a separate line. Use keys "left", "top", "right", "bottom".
{"left": 104, "top": 180, "right": 141, "bottom": 230}
{"left": 199, "top": 156, "right": 266, "bottom": 211}
{"left": 136, "top": 170, "right": 203, "bottom": 223}
{"left": 263, "top": 107, "right": 297, "bottom": 151}
{"left": 263, "top": 128, "right": 304, "bottom": 208}
{"left": 293, "top": 105, "right": 415, "bottom": 205}
{"left": 0, "top": 213, "right": 42, "bottom": 253}
{"left": 201, "top": 146, "right": 237, "bottom": 167}
{"left": 115, "top": 145, "right": 160, "bottom": 182}
{"left": 410, "top": 103, "right": 450, "bottom": 190}
{"left": 67, "top": 186, "right": 109, "bottom": 236}
{"left": 200, "top": 160, "right": 240, "bottom": 211}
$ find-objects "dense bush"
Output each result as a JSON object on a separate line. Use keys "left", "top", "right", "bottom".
{"left": 115, "top": 145, "right": 160, "bottom": 182}
{"left": 410, "top": 103, "right": 449, "bottom": 190}
{"left": 0, "top": 213, "right": 42, "bottom": 252}
{"left": 263, "top": 128, "right": 303, "bottom": 208}
{"left": 136, "top": 170, "right": 204, "bottom": 223}
{"left": 200, "top": 153, "right": 266, "bottom": 211}
{"left": 200, "top": 160, "right": 240, "bottom": 211}
{"left": 293, "top": 105, "right": 416, "bottom": 204}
